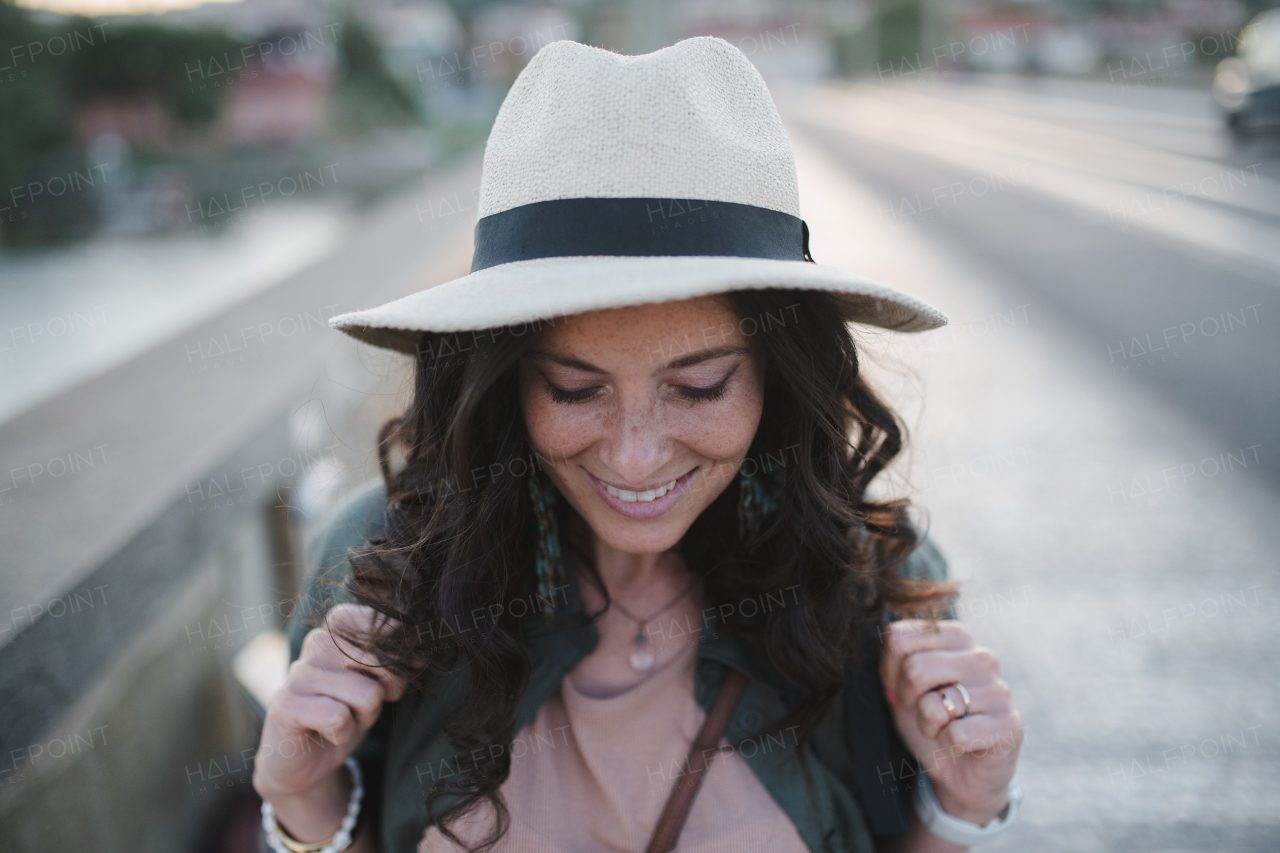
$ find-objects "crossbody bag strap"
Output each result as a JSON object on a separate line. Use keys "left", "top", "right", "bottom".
{"left": 645, "top": 668, "right": 749, "bottom": 853}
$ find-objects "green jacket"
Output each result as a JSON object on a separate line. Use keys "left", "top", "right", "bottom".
{"left": 287, "top": 483, "right": 949, "bottom": 853}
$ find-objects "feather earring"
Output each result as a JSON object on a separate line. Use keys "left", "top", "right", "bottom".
{"left": 528, "top": 473, "right": 567, "bottom": 620}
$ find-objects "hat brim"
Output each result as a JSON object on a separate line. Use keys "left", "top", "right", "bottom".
{"left": 330, "top": 255, "right": 947, "bottom": 354}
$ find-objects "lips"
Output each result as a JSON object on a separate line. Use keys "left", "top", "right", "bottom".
{"left": 586, "top": 469, "right": 696, "bottom": 520}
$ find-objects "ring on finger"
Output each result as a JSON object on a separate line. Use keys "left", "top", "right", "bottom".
{"left": 936, "top": 685, "right": 957, "bottom": 720}
{"left": 954, "top": 683, "right": 971, "bottom": 718}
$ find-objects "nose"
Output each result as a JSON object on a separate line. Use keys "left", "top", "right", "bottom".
{"left": 596, "top": 395, "right": 674, "bottom": 487}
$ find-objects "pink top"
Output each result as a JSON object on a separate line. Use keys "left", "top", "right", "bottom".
{"left": 419, "top": 586, "right": 808, "bottom": 852}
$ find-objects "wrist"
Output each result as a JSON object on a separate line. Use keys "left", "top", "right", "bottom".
{"left": 914, "top": 773, "right": 1022, "bottom": 847}
{"left": 932, "top": 783, "right": 1010, "bottom": 826}
{"left": 262, "top": 758, "right": 365, "bottom": 853}
{"left": 258, "top": 766, "right": 352, "bottom": 843}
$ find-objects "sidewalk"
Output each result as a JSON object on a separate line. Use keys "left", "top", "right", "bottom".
{"left": 788, "top": 123, "right": 1280, "bottom": 850}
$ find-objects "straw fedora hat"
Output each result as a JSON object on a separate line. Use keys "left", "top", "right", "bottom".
{"left": 330, "top": 37, "right": 947, "bottom": 353}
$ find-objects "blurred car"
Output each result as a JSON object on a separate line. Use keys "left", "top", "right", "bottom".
{"left": 1213, "top": 9, "right": 1280, "bottom": 133}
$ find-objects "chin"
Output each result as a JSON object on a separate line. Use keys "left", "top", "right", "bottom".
{"left": 583, "top": 511, "right": 691, "bottom": 556}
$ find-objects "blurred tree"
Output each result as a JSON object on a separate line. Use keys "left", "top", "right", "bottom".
{"left": 878, "top": 0, "right": 922, "bottom": 74}
{"left": 0, "top": 1, "right": 246, "bottom": 242}
{"left": 65, "top": 25, "right": 244, "bottom": 125}
{"left": 0, "top": 3, "right": 72, "bottom": 163}
{"left": 330, "top": 15, "right": 420, "bottom": 133}
{"left": 0, "top": 2, "right": 84, "bottom": 241}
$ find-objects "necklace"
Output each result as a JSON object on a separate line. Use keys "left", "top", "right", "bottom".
{"left": 608, "top": 575, "right": 700, "bottom": 672}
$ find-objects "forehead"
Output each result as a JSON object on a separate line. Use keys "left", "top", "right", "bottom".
{"left": 534, "top": 296, "right": 745, "bottom": 359}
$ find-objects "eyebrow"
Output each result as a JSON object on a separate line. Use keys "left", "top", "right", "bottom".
{"left": 528, "top": 352, "right": 606, "bottom": 373}
{"left": 527, "top": 345, "right": 749, "bottom": 373}
{"left": 666, "top": 346, "right": 749, "bottom": 369}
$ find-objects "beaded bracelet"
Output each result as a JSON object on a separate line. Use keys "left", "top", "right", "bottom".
{"left": 913, "top": 770, "right": 1021, "bottom": 846}
{"left": 262, "top": 757, "right": 364, "bottom": 853}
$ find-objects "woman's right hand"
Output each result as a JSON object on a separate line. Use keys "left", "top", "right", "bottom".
{"left": 253, "top": 603, "right": 409, "bottom": 842}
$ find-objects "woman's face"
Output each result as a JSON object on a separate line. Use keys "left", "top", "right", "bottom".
{"left": 518, "top": 297, "right": 764, "bottom": 555}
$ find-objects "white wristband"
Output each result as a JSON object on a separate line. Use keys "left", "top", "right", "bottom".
{"left": 913, "top": 771, "right": 1021, "bottom": 846}
{"left": 262, "top": 756, "right": 364, "bottom": 853}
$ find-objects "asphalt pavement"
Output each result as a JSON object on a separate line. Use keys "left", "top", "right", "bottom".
{"left": 780, "top": 78, "right": 1280, "bottom": 851}
{"left": 784, "top": 76, "right": 1279, "bottom": 486}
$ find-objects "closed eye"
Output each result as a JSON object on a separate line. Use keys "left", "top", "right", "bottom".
{"left": 546, "top": 382, "right": 601, "bottom": 404}
{"left": 544, "top": 365, "right": 739, "bottom": 404}
{"left": 674, "top": 366, "right": 737, "bottom": 402}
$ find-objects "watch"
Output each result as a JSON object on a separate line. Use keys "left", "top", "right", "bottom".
{"left": 913, "top": 771, "right": 1022, "bottom": 846}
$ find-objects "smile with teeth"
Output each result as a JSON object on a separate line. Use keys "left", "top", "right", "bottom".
{"left": 603, "top": 479, "right": 679, "bottom": 503}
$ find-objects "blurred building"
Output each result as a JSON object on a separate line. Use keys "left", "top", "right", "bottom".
{"left": 159, "top": 0, "right": 334, "bottom": 38}
{"left": 924, "top": 0, "right": 1250, "bottom": 79}
{"left": 160, "top": 0, "right": 339, "bottom": 145}
{"left": 219, "top": 31, "right": 335, "bottom": 145}
{"left": 75, "top": 94, "right": 172, "bottom": 149}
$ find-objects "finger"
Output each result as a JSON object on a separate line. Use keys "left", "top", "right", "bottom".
{"left": 301, "top": 606, "right": 413, "bottom": 700}
{"left": 270, "top": 692, "right": 358, "bottom": 748}
{"left": 287, "top": 660, "right": 387, "bottom": 732}
{"left": 302, "top": 629, "right": 412, "bottom": 700}
{"left": 324, "top": 604, "right": 395, "bottom": 668}
{"left": 326, "top": 602, "right": 402, "bottom": 637}
{"left": 895, "top": 646, "right": 1001, "bottom": 711}
{"left": 301, "top": 623, "right": 378, "bottom": 670}
{"left": 914, "top": 681, "right": 1011, "bottom": 741}
{"left": 928, "top": 709, "right": 1025, "bottom": 772}
{"left": 376, "top": 670, "right": 410, "bottom": 703}
{"left": 880, "top": 620, "right": 973, "bottom": 700}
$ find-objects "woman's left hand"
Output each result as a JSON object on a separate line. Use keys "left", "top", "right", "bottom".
{"left": 880, "top": 619, "right": 1024, "bottom": 825}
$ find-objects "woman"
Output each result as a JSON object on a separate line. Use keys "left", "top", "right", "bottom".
{"left": 252, "top": 37, "right": 1023, "bottom": 853}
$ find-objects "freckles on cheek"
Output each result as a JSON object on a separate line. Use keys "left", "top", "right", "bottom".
{"left": 672, "top": 413, "right": 757, "bottom": 463}
{"left": 674, "top": 392, "right": 763, "bottom": 462}
{"left": 720, "top": 422, "right": 760, "bottom": 460}
{"left": 524, "top": 404, "right": 599, "bottom": 461}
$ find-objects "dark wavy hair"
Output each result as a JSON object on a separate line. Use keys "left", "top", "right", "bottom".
{"left": 344, "top": 288, "right": 954, "bottom": 851}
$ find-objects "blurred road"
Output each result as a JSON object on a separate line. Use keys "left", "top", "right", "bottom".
{"left": 0, "top": 203, "right": 350, "bottom": 425}
{"left": 783, "top": 76, "right": 1279, "bottom": 485}
{"left": 780, "top": 79, "right": 1280, "bottom": 851}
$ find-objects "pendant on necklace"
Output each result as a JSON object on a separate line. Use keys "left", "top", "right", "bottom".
{"left": 630, "top": 629, "right": 655, "bottom": 671}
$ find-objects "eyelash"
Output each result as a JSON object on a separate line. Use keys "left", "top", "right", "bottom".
{"left": 545, "top": 372, "right": 734, "bottom": 405}
{"left": 546, "top": 384, "right": 600, "bottom": 404}
{"left": 676, "top": 378, "right": 731, "bottom": 402}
